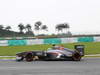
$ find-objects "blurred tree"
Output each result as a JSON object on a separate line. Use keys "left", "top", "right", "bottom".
{"left": 34, "top": 21, "right": 42, "bottom": 35}
{"left": 55, "top": 23, "right": 70, "bottom": 34}
{"left": 18, "top": 23, "right": 25, "bottom": 33}
{"left": 35, "top": 21, "right": 42, "bottom": 27}
{"left": 41, "top": 25, "right": 48, "bottom": 31}
{"left": 26, "top": 24, "right": 32, "bottom": 32}
{"left": 63, "top": 23, "right": 70, "bottom": 33}
{"left": 26, "top": 24, "right": 34, "bottom": 35}
{"left": 55, "top": 24, "right": 63, "bottom": 34}
{"left": 0, "top": 25, "right": 4, "bottom": 30}
{"left": 5, "top": 26, "right": 11, "bottom": 31}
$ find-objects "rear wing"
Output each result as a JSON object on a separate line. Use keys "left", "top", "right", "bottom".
{"left": 74, "top": 45, "right": 85, "bottom": 56}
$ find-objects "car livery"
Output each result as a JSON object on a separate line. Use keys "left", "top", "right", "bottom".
{"left": 16, "top": 45, "right": 84, "bottom": 62}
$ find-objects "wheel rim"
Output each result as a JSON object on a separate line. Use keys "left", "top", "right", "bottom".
{"left": 73, "top": 53, "right": 81, "bottom": 61}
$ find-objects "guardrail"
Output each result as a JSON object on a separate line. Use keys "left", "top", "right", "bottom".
{"left": 0, "top": 37, "right": 100, "bottom": 46}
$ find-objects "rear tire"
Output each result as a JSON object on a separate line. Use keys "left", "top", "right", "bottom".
{"left": 72, "top": 53, "right": 81, "bottom": 61}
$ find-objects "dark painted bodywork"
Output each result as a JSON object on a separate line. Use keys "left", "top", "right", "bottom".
{"left": 16, "top": 45, "right": 84, "bottom": 62}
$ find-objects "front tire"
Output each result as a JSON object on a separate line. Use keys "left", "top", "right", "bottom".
{"left": 25, "top": 52, "right": 33, "bottom": 62}
{"left": 16, "top": 56, "right": 24, "bottom": 61}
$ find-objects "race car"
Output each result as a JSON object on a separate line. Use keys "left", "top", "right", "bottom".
{"left": 16, "top": 45, "right": 84, "bottom": 62}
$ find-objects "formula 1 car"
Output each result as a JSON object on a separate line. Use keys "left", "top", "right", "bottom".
{"left": 16, "top": 45, "right": 84, "bottom": 62}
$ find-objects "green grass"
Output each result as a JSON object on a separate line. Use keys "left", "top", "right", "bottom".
{"left": 0, "top": 57, "right": 15, "bottom": 59}
{"left": 84, "top": 56, "right": 100, "bottom": 57}
{"left": 0, "top": 42, "right": 100, "bottom": 56}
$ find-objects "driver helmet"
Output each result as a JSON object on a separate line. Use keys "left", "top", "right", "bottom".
{"left": 54, "top": 46, "right": 60, "bottom": 49}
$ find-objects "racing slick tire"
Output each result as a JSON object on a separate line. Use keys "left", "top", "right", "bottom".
{"left": 72, "top": 52, "right": 81, "bottom": 61}
{"left": 25, "top": 52, "right": 33, "bottom": 62}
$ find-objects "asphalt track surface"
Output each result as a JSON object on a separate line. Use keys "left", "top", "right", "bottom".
{"left": 0, "top": 58, "right": 100, "bottom": 75}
